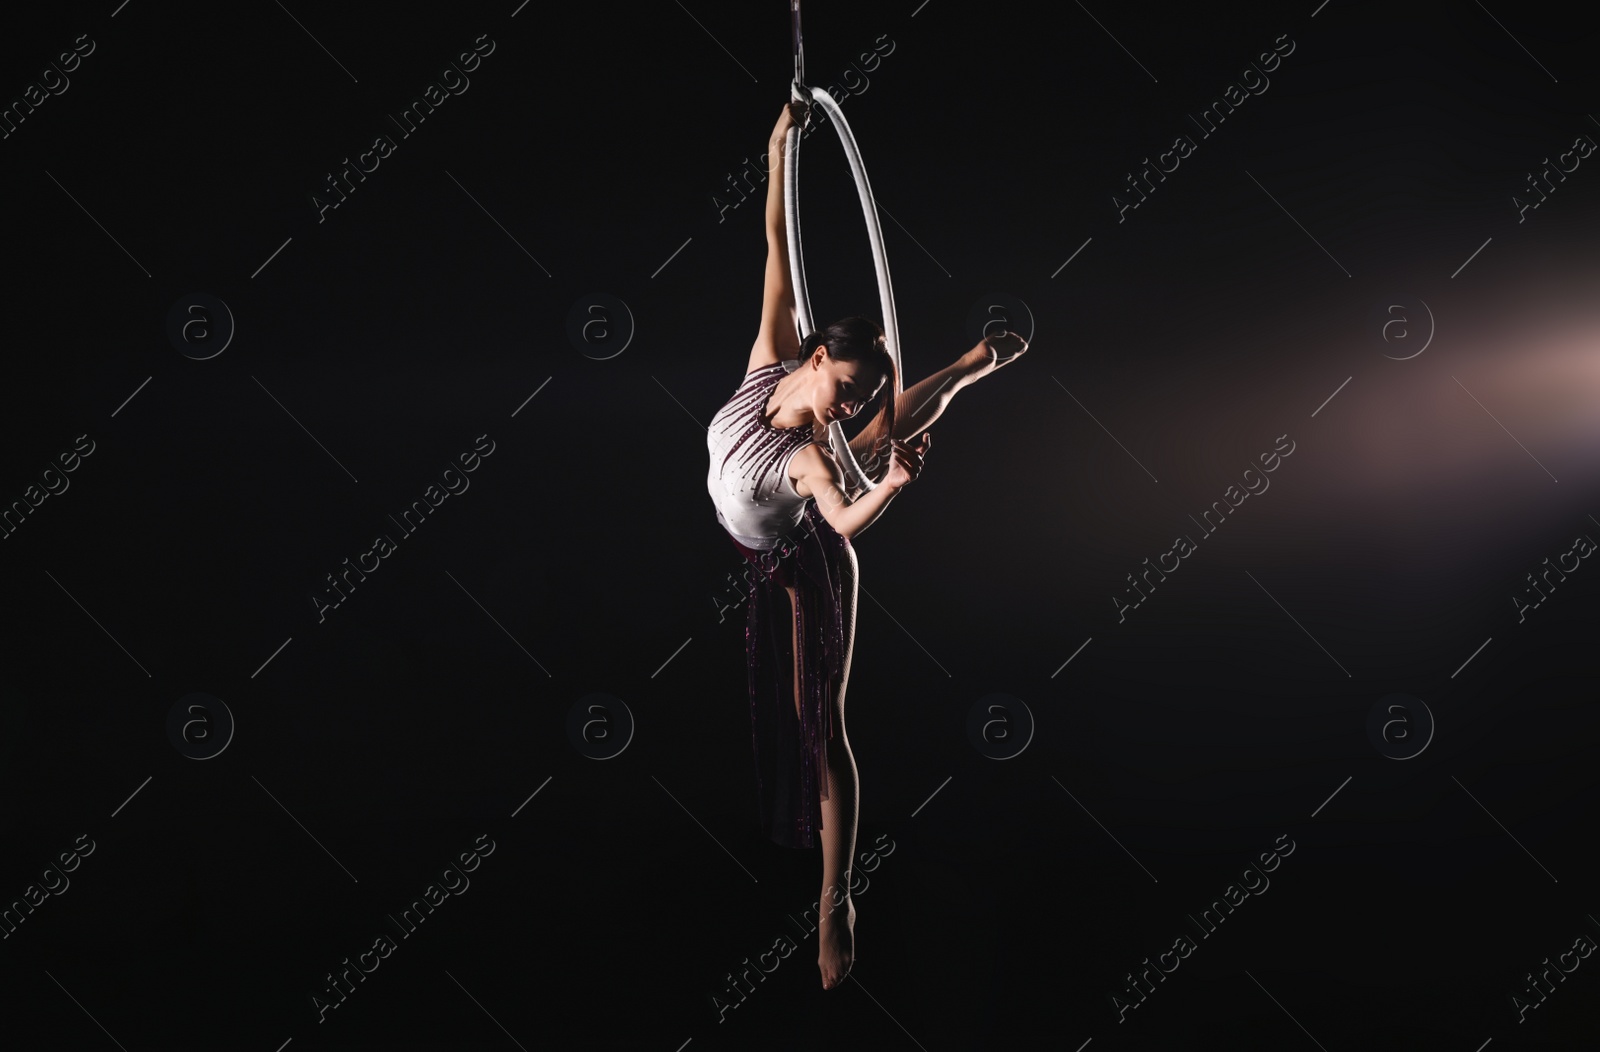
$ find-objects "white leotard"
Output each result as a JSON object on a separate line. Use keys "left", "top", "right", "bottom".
{"left": 706, "top": 360, "right": 818, "bottom": 549}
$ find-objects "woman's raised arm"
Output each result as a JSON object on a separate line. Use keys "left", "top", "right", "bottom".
{"left": 764, "top": 100, "right": 807, "bottom": 238}
{"left": 748, "top": 101, "right": 812, "bottom": 374}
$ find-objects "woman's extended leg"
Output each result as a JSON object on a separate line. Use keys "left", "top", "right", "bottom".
{"left": 847, "top": 338, "right": 1028, "bottom": 469}
{"left": 892, "top": 339, "right": 1027, "bottom": 440}
{"left": 781, "top": 543, "right": 860, "bottom": 991}
{"left": 816, "top": 544, "right": 859, "bottom": 989}
{"left": 891, "top": 352, "right": 979, "bottom": 441}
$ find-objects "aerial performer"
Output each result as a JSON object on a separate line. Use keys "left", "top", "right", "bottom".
{"left": 704, "top": 17, "right": 1028, "bottom": 992}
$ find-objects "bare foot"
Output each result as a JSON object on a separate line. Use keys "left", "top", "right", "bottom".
{"left": 817, "top": 894, "right": 856, "bottom": 990}
{"left": 959, "top": 330, "right": 1029, "bottom": 381}
{"left": 986, "top": 329, "right": 1029, "bottom": 365}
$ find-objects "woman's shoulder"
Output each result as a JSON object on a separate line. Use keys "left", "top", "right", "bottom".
{"left": 745, "top": 358, "right": 798, "bottom": 378}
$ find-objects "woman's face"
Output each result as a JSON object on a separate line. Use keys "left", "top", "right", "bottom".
{"left": 811, "top": 351, "right": 885, "bottom": 424}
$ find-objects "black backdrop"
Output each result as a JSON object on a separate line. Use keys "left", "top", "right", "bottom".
{"left": 2, "top": 1, "right": 1599, "bottom": 1049}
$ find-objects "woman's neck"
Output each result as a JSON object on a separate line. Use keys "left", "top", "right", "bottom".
{"left": 769, "top": 370, "right": 819, "bottom": 431}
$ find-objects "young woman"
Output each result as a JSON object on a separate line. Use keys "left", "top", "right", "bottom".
{"left": 705, "top": 99, "right": 1027, "bottom": 991}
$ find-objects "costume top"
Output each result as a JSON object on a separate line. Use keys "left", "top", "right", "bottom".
{"left": 706, "top": 360, "right": 818, "bottom": 550}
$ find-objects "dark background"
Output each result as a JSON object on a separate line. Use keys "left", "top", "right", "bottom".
{"left": 1, "top": 0, "right": 1598, "bottom": 1048}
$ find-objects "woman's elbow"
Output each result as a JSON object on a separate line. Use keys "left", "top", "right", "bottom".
{"left": 812, "top": 500, "right": 854, "bottom": 542}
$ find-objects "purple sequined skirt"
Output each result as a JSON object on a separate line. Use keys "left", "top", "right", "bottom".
{"left": 726, "top": 502, "right": 850, "bottom": 849}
